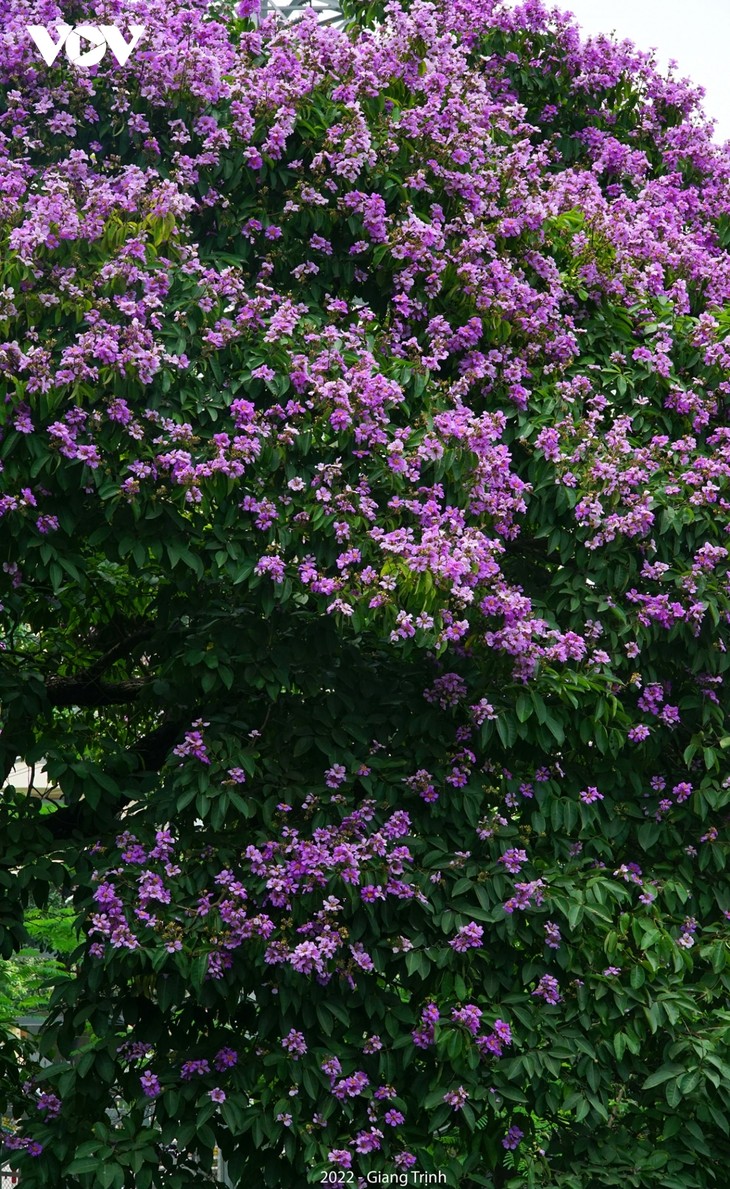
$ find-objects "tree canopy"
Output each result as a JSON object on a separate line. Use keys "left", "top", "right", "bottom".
{"left": 1, "top": 0, "right": 730, "bottom": 1186}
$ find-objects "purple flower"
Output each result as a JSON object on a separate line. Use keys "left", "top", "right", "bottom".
{"left": 628, "top": 724, "right": 650, "bottom": 742}
{"left": 395, "top": 1152, "right": 417, "bottom": 1169}
{"left": 333, "top": 1071, "right": 369, "bottom": 1099}
{"left": 140, "top": 1071, "right": 161, "bottom": 1097}
{"left": 36, "top": 514, "right": 59, "bottom": 534}
{"left": 544, "top": 921, "right": 562, "bottom": 949}
{"left": 214, "top": 1047, "right": 238, "bottom": 1071}
{"left": 324, "top": 764, "right": 347, "bottom": 788}
{"left": 579, "top": 786, "right": 604, "bottom": 805}
{"left": 493, "top": 1019, "right": 512, "bottom": 1044}
{"left": 477, "top": 1033, "right": 503, "bottom": 1058}
{"left": 321, "top": 1056, "right": 341, "bottom": 1080}
{"left": 384, "top": 1109, "right": 405, "bottom": 1126}
{"left": 502, "top": 1125, "right": 524, "bottom": 1150}
{"left": 452, "top": 1004, "right": 483, "bottom": 1035}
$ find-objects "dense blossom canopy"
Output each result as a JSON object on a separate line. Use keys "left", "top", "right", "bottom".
{"left": 1, "top": 0, "right": 730, "bottom": 1186}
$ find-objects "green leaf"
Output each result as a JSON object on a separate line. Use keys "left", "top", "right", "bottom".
{"left": 678, "top": 1070, "right": 700, "bottom": 1095}
{"left": 643, "top": 1064, "right": 684, "bottom": 1090}
{"left": 629, "top": 965, "right": 645, "bottom": 989}
{"left": 66, "top": 1157, "right": 103, "bottom": 1174}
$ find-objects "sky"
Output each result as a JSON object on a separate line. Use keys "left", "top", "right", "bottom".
{"left": 542, "top": 0, "right": 730, "bottom": 141}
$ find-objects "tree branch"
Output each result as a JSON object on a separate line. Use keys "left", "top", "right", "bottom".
{"left": 45, "top": 678, "right": 148, "bottom": 708}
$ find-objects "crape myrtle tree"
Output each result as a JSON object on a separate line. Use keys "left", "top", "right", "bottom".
{"left": 1, "top": 0, "right": 730, "bottom": 1184}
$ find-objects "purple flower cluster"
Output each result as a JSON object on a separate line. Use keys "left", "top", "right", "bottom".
{"left": 36, "top": 1093, "right": 61, "bottom": 1119}
{"left": 532, "top": 975, "right": 562, "bottom": 1006}
{"left": 449, "top": 922, "right": 484, "bottom": 951}
{"left": 214, "top": 1047, "right": 238, "bottom": 1071}
{"left": 3, "top": 1136, "right": 43, "bottom": 1157}
{"left": 180, "top": 1059, "right": 210, "bottom": 1080}
{"left": 499, "top": 847, "right": 528, "bottom": 874}
{"left": 332, "top": 1070, "right": 369, "bottom": 1099}
{"left": 412, "top": 1002, "right": 440, "bottom": 1049}
{"left": 86, "top": 802, "right": 423, "bottom": 990}
{"left": 281, "top": 1029, "right": 307, "bottom": 1059}
{"left": 503, "top": 879, "right": 546, "bottom": 915}
{"left": 173, "top": 720, "right": 211, "bottom": 764}
{"left": 544, "top": 921, "right": 562, "bottom": 950}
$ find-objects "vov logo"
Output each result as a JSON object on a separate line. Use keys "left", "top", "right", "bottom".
{"left": 26, "top": 23, "right": 146, "bottom": 68}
